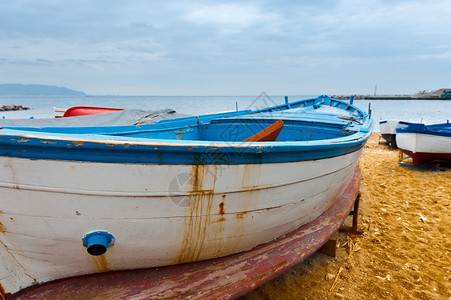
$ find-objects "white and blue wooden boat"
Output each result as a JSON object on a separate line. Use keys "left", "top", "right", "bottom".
{"left": 396, "top": 121, "right": 451, "bottom": 166}
{"left": 0, "top": 95, "right": 372, "bottom": 296}
{"left": 379, "top": 120, "right": 409, "bottom": 148}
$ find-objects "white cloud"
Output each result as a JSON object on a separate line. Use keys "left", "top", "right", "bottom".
{"left": 182, "top": 3, "right": 281, "bottom": 35}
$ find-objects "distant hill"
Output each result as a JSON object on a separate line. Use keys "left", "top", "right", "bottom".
{"left": 0, "top": 84, "right": 86, "bottom": 96}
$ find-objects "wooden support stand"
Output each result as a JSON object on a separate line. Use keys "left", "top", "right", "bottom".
{"left": 318, "top": 193, "right": 363, "bottom": 257}
{"left": 339, "top": 193, "right": 363, "bottom": 235}
{"left": 317, "top": 232, "right": 338, "bottom": 257}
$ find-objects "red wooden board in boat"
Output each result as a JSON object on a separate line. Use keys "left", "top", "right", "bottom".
{"left": 12, "top": 168, "right": 361, "bottom": 300}
{"left": 244, "top": 119, "right": 284, "bottom": 142}
{"left": 62, "top": 106, "right": 124, "bottom": 117}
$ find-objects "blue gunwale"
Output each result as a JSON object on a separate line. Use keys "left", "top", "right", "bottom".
{"left": 0, "top": 95, "right": 373, "bottom": 164}
{"left": 396, "top": 122, "right": 451, "bottom": 138}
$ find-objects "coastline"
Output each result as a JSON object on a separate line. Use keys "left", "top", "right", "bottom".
{"left": 0, "top": 105, "right": 29, "bottom": 111}
{"left": 332, "top": 95, "right": 450, "bottom": 100}
{"left": 241, "top": 133, "right": 450, "bottom": 299}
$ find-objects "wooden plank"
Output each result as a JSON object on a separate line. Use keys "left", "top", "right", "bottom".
{"left": 243, "top": 120, "right": 284, "bottom": 142}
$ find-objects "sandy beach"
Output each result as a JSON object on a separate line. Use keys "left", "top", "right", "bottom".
{"left": 241, "top": 133, "right": 450, "bottom": 299}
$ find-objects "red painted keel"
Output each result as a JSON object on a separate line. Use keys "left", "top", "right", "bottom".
{"left": 12, "top": 168, "right": 361, "bottom": 300}
{"left": 400, "top": 149, "right": 451, "bottom": 166}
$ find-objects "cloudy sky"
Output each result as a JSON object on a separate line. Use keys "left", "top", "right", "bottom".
{"left": 1, "top": 1, "right": 450, "bottom": 95}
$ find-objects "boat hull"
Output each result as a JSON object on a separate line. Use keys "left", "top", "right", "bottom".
{"left": 379, "top": 120, "right": 408, "bottom": 148}
{"left": 63, "top": 106, "right": 124, "bottom": 117}
{"left": 396, "top": 132, "right": 451, "bottom": 165}
{"left": 381, "top": 133, "right": 397, "bottom": 148}
{"left": 0, "top": 149, "right": 361, "bottom": 294}
{"left": 13, "top": 169, "right": 361, "bottom": 300}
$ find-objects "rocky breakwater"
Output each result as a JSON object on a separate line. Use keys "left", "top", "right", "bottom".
{"left": 331, "top": 95, "right": 368, "bottom": 100}
{"left": 0, "top": 104, "right": 30, "bottom": 111}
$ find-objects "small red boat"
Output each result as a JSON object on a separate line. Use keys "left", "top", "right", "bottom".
{"left": 59, "top": 106, "right": 124, "bottom": 118}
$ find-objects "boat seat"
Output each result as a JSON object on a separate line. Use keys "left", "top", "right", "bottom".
{"left": 243, "top": 120, "right": 284, "bottom": 142}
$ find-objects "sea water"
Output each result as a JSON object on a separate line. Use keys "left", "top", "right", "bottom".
{"left": 1, "top": 95, "right": 450, "bottom": 131}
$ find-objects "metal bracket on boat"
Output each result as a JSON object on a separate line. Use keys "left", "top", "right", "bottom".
{"left": 82, "top": 231, "right": 115, "bottom": 256}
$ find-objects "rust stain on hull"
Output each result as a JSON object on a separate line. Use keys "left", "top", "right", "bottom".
{"left": 178, "top": 165, "right": 219, "bottom": 264}
{"left": 218, "top": 200, "right": 225, "bottom": 215}
{"left": 12, "top": 169, "right": 362, "bottom": 300}
{"left": 0, "top": 221, "right": 6, "bottom": 233}
{"left": 0, "top": 211, "right": 6, "bottom": 233}
{"left": 87, "top": 254, "right": 111, "bottom": 273}
{"left": 235, "top": 211, "right": 248, "bottom": 219}
{"left": 0, "top": 282, "right": 8, "bottom": 300}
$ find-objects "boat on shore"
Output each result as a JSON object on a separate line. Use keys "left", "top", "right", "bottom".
{"left": 61, "top": 106, "right": 124, "bottom": 117}
{"left": 396, "top": 121, "right": 451, "bottom": 166}
{"left": 0, "top": 95, "right": 372, "bottom": 296}
{"left": 379, "top": 120, "right": 408, "bottom": 148}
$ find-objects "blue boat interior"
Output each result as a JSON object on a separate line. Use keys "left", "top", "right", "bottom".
{"left": 1, "top": 96, "right": 371, "bottom": 143}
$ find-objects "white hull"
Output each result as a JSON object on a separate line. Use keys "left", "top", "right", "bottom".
{"left": 396, "top": 132, "right": 451, "bottom": 153}
{"left": 379, "top": 120, "right": 401, "bottom": 135}
{"left": 0, "top": 150, "right": 361, "bottom": 294}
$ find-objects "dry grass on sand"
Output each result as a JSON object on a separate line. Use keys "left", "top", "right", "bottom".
{"left": 240, "top": 133, "right": 450, "bottom": 300}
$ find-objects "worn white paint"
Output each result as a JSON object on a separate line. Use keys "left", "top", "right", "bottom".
{"left": 0, "top": 149, "right": 361, "bottom": 294}
{"left": 396, "top": 132, "right": 451, "bottom": 153}
{"left": 0, "top": 240, "right": 36, "bottom": 296}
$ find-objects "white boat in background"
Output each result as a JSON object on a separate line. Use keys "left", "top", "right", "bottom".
{"left": 396, "top": 121, "right": 451, "bottom": 166}
{"left": 379, "top": 120, "right": 408, "bottom": 148}
{"left": 0, "top": 95, "right": 372, "bottom": 296}
{"left": 54, "top": 107, "right": 66, "bottom": 118}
